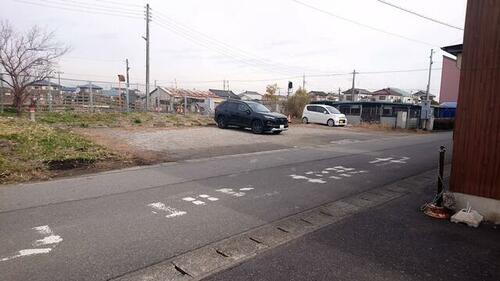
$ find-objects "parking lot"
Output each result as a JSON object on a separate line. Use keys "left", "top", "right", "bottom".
{"left": 80, "top": 124, "right": 412, "bottom": 163}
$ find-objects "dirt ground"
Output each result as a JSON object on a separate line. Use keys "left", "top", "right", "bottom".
{"left": 76, "top": 123, "right": 412, "bottom": 164}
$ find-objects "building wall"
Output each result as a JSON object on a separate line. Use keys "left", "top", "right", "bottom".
{"left": 439, "top": 56, "right": 460, "bottom": 103}
{"left": 450, "top": 0, "right": 500, "bottom": 200}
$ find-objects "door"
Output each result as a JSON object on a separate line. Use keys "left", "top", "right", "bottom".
{"left": 317, "top": 106, "right": 329, "bottom": 124}
{"left": 305, "top": 105, "right": 318, "bottom": 123}
{"left": 226, "top": 102, "right": 239, "bottom": 125}
{"left": 236, "top": 103, "right": 252, "bottom": 127}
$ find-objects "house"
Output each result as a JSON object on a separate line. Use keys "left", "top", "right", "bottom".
{"left": 412, "top": 90, "right": 436, "bottom": 103}
{"left": 28, "top": 80, "right": 62, "bottom": 91}
{"left": 448, "top": 1, "right": 500, "bottom": 223}
{"left": 308, "top": 91, "right": 329, "bottom": 101}
{"left": 342, "top": 88, "right": 372, "bottom": 101}
{"left": 439, "top": 44, "right": 462, "bottom": 103}
{"left": 209, "top": 89, "right": 240, "bottom": 100}
{"left": 371, "top": 88, "right": 413, "bottom": 104}
{"left": 238, "top": 91, "right": 262, "bottom": 101}
{"left": 148, "top": 86, "right": 223, "bottom": 113}
{"left": 76, "top": 83, "right": 103, "bottom": 94}
{"left": 0, "top": 86, "right": 13, "bottom": 106}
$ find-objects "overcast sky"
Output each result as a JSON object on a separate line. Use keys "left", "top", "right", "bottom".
{"left": 1, "top": 0, "right": 466, "bottom": 96}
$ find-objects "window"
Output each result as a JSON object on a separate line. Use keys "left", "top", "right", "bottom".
{"left": 238, "top": 103, "right": 250, "bottom": 112}
{"left": 339, "top": 106, "right": 350, "bottom": 115}
{"left": 379, "top": 96, "right": 386, "bottom": 100}
{"left": 306, "top": 105, "right": 315, "bottom": 112}
{"left": 326, "top": 106, "right": 341, "bottom": 114}
{"left": 247, "top": 102, "right": 270, "bottom": 112}
{"left": 350, "top": 107, "right": 360, "bottom": 115}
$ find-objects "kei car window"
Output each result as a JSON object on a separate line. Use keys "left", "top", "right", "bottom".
{"left": 326, "top": 106, "right": 341, "bottom": 114}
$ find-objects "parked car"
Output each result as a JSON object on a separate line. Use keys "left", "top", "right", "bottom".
{"left": 302, "top": 104, "right": 347, "bottom": 127}
{"left": 214, "top": 100, "right": 288, "bottom": 134}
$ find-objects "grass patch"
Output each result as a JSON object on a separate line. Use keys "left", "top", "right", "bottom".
{"left": 35, "top": 112, "right": 215, "bottom": 128}
{"left": 0, "top": 117, "right": 115, "bottom": 184}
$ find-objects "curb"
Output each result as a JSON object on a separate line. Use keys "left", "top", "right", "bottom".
{"left": 111, "top": 167, "right": 448, "bottom": 281}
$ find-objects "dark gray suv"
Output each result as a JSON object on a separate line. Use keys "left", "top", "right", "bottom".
{"left": 214, "top": 100, "right": 288, "bottom": 134}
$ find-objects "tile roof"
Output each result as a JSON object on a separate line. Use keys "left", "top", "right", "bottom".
{"left": 209, "top": 89, "right": 240, "bottom": 99}
{"left": 153, "top": 87, "right": 218, "bottom": 99}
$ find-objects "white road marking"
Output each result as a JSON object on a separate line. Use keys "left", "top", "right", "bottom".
{"left": 329, "top": 176, "right": 342, "bottom": 179}
{"left": 305, "top": 171, "right": 314, "bottom": 175}
{"left": 33, "top": 225, "right": 52, "bottom": 235}
{"left": 148, "top": 202, "right": 187, "bottom": 218}
{"left": 1, "top": 248, "right": 52, "bottom": 262}
{"left": 321, "top": 171, "right": 329, "bottom": 174}
{"left": 334, "top": 166, "right": 345, "bottom": 169}
{"left": 198, "top": 194, "right": 210, "bottom": 198}
{"left": 308, "top": 179, "right": 326, "bottom": 184}
{"left": 182, "top": 197, "right": 196, "bottom": 202}
{"left": 390, "top": 157, "right": 410, "bottom": 163}
{"left": 207, "top": 197, "right": 219, "bottom": 201}
{"left": 340, "top": 173, "right": 352, "bottom": 177}
{"left": 369, "top": 157, "right": 394, "bottom": 164}
{"left": 239, "top": 187, "right": 254, "bottom": 191}
{"left": 232, "top": 192, "right": 246, "bottom": 197}
{"left": 315, "top": 174, "right": 323, "bottom": 177}
{"left": 192, "top": 200, "right": 206, "bottom": 205}
{"left": 290, "top": 175, "right": 309, "bottom": 180}
{"left": 342, "top": 168, "right": 355, "bottom": 171}
{"left": 33, "top": 235, "right": 63, "bottom": 246}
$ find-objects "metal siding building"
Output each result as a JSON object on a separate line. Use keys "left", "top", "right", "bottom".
{"left": 450, "top": 0, "right": 500, "bottom": 200}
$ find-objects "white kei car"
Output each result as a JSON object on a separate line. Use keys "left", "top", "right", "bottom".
{"left": 302, "top": 104, "right": 347, "bottom": 127}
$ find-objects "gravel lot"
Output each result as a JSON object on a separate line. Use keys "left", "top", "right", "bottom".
{"left": 80, "top": 124, "right": 411, "bottom": 162}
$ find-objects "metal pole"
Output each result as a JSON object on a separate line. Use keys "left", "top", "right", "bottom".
{"left": 437, "top": 145, "right": 446, "bottom": 207}
{"left": 145, "top": 3, "right": 151, "bottom": 111}
{"left": 126, "top": 59, "right": 130, "bottom": 112}
{"left": 0, "top": 72, "right": 4, "bottom": 113}
{"left": 89, "top": 82, "right": 93, "bottom": 112}
{"left": 48, "top": 76, "right": 52, "bottom": 112}
{"left": 57, "top": 72, "right": 63, "bottom": 108}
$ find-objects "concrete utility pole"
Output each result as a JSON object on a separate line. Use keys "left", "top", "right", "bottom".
{"left": 351, "top": 69, "right": 357, "bottom": 101}
{"left": 144, "top": 3, "right": 151, "bottom": 111}
{"left": 125, "top": 59, "right": 130, "bottom": 112}
{"left": 425, "top": 49, "right": 435, "bottom": 101}
{"left": 89, "top": 82, "right": 93, "bottom": 112}
{"left": 302, "top": 74, "right": 306, "bottom": 89}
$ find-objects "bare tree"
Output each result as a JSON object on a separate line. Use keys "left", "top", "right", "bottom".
{"left": 0, "top": 21, "right": 69, "bottom": 116}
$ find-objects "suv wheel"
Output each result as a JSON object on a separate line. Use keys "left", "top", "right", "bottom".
{"left": 302, "top": 117, "right": 308, "bottom": 124}
{"left": 217, "top": 116, "right": 227, "bottom": 129}
{"left": 327, "top": 119, "right": 335, "bottom": 127}
{"left": 251, "top": 120, "right": 264, "bottom": 134}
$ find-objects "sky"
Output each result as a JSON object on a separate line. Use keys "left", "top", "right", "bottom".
{"left": 1, "top": 0, "right": 467, "bottom": 97}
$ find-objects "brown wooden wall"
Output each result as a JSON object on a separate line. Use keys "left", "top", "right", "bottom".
{"left": 450, "top": 0, "right": 500, "bottom": 199}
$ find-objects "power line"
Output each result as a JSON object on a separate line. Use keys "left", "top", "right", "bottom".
{"left": 376, "top": 0, "right": 464, "bottom": 31}
{"left": 49, "top": 0, "right": 142, "bottom": 14}
{"left": 153, "top": 11, "right": 339, "bottom": 75}
{"left": 14, "top": 0, "right": 143, "bottom": 19}
{"left": 291, "top": 0, "right": 437, "bottom": 46}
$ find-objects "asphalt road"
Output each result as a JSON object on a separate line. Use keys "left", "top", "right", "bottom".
{"left": 0, "top": 131, "right": 452, "bottom": 281}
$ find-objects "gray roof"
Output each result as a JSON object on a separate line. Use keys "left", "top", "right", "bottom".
{"left": 209, "top": 89, "right": 240, "bottom": 99}
{"left": 413, "top": 90, "right": 435, "bottom": 97}
{"left": 441, "top": 44, "right": 463, "bottom": 56}
{"left": 372, "top": 88, "right": 411, "bottom": 97}
{"left": 31, "top": 80, "right": 62, "bottom": 87}
{"left": 77, "top": 83, "right": 103, "bottom": 90}
{"left": 308, "top": 91, "right": 328, "bottom": 96}
{"left": 342, "top": 88, "right": 372, "bottom": 95}
{"left": 239, "top": 91, "right": 261, "bottom": 96}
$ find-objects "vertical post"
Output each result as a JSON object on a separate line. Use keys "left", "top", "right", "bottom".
{"left": 48, "top": 76, "right": 52, "bottom": 112}
{"left": 145, "top": 3, "right": 151, "bottom": 111}
{"left": 425, "top": 49, "right": 434, "bottom": 102}
{"left": 351, "top": 69, "right": 356, "bottom": 101}
{"left": 57, "top": 72, "right": 63, "bottom": 108}
{"left": 89, "top": 82, "right": 93, "bottom": 112}
{"left": 437, "top": 146, "right": 446, "bottom": 207}
{"left": 126, "top": 59, "right": 130, "bottom": 112}
{"left": 0, "top": 72, "right": 4, "bottom": 113}
{"left": 302, "top": 73, "right": 305, "bottom": 90}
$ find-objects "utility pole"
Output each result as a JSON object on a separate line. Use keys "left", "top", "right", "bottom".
{"left": 351, "top": 69, "right": 357, "bottom": 101}
{"left": 425, "top": 49, "right": 434, "bottom": 101}
{"left": 125, "top": 59, "right": 130, "bottom": 112}
{"left": 302, "top": 74, "right": 306, "bottom": 90}
{"left": 144, "top": 3, "right": 151, "bottom": 111}
{"left": 89, "top": 82, "right": 93, "bottom": 112}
